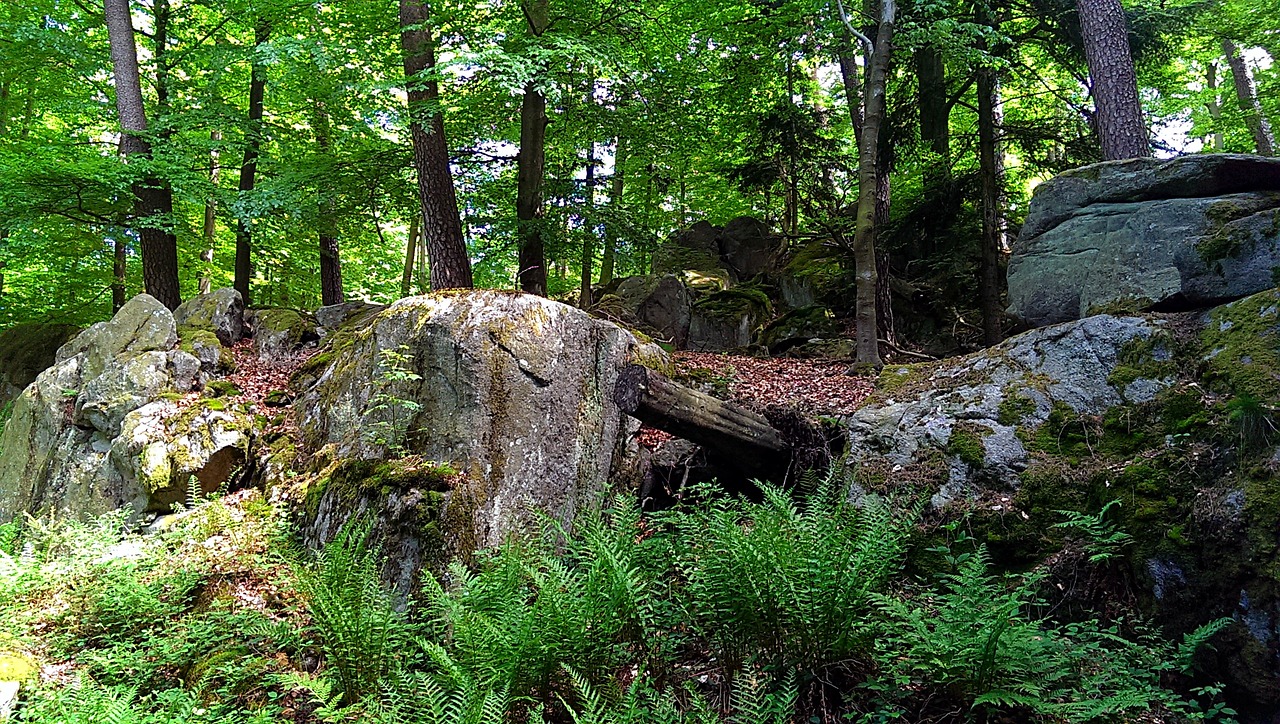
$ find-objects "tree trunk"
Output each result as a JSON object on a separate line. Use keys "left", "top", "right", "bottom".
{"left": 233, "top": 20, "right": 271, "bottom": 307}
{"left": 916, "top": 46, "right": 949, "bottom": 184}
{"left": 104, "top": 0, "right": 181, "bottom": 310}
{"left": 400, "top": 0, "right": 473, "bottom": 290}
{"left": 1206, "top": 63, "right": 1224, "bottom": 151}
{"left": 113, "top": 235, "right": 127, "bottom": 312}
{"left": 1076, "top": 0, "right": 1150, "bottom": 160}
{"left": 837, "top": 46, "right": 864, "bottom": 148}
{"left": 874, "top": 149, "right": 894, "bottom": 347}
{"left": 851, "top": 0, "right": 895, "bottom": 367}
{"left": 0, "top": 81, "right": 11, "bottom": 137}
{"left": 200, "top": 130, "right": 221, "bottom": 295}
{"left": 600, "top": 135, "right": 625, "bottom": 284}
{"left": 516, "top": 0, "right": 550, "bottom": 295}
{"left": 580, "top": 140, "right": 596, "bottom": 307}
{"left": 1222, "top": 39, "right": 1276, "bottom": 156}
{"left": 313, "top": 103, "right": 344, "bottom": 305}
{"left": 402, "top": 211, "right": 420, "bottom": 297}
{"left": 977, "top": 55, "right": 1005, "bottom": 346}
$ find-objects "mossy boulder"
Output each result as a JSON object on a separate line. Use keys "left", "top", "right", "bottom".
{"left": 613, "top": 274, "right": 692, "bottom": 347}
{"left": 0, "top": 322, "right": 80, "bottom": 413}
{"left": 757, "top": 305, "right": 840, "bottom": 353}
{"left": 245, "top": 308, "right": 316, "bottom": 363}
{"left": 688, "top": 285, "right": 773, "bottom": 351}
{"left": 652, "top": 221, "right": 729, "bottom": 279}
{"left": 0, "top": 295, "right": 205, "bottom": 524}
{"left": 178, "top": 326, "right": 236, "bottom": 378}
{"left": 1008, "top": 154, "right": 1280, "bottom": 328}
{"left": 173, "top": 288, "right": 244, "bottom": 346}
{"left": 293, "top": 291, "right": 662, "bottom": 556}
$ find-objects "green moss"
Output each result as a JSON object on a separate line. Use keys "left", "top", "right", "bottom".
{"left": 1197, "top": 199, "right": 1257, "bottom": 264}
{"left": 0, "top": 651, "right": 38, "bottom": 682}
{"left": 997, "top": 392, "right": 1037, "bottom": 426}
{"left": 876, "top": 364, "right": 924, "bottom": 394}
{"left": 315, "top": 456, "right": 457, "bottom": 508}
{"left": 1201, "top": 289, "right": 1280, "bottom": 400}
{"left": 947, "top": 423, "right": 989, "bottom": 466}
{"left": 205, "top": 380, "right": 241, "bottom": 398}
{"left": 1107, "top": 331, "right": 1178, "bottom": 389}
{"left": 178, "top": 327, "right": 236, "bottom": 372}
{"left": 692, "top": 284, "right": 773, "bottom": 322}
{"left": 1085, "top": 297, "right": 1149, "bottom": 317}
{"left": 1023, "top": 401, "right": 1096, "bottom": 462}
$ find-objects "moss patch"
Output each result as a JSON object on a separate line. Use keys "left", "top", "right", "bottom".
{"left": 0, "top": 651, "right": 37, "bottom": 682}
{"left": 692, "top": 284, "right": 773, "bottom": 322}
{"left": 1108, "top": 331, "right": 1178, "bottom": 389}
{"left": 947, "top": 422, "right": 990, "bottom": 467}
{"left": 1201, "top": 289, "right": 1280, "bottom": 400}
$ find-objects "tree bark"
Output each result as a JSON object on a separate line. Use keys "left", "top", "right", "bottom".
{"left": 516, "top": 0, "right": 550, "bottom": 295}
{"left": 613, "top": 364, "right": 790, "bottom": 472}
{"left": 104, "top": 0, "right": 181, "bottom": 309}
{"left": 200, "top": 130, "right": 221, "bottom": 295}
{"left": 233, "top": 20, "right": 270, "bottom": 307}
{"left": 1206, "top": 62, "right": 1224, "bottom": 151}
{"left": 850, "top": 0, "right": 895, "bottom": 367}
{"left": 600, "top": 135, "right": 626, "bottom": 285}
{"left": 977, "top": 54, "right": 1005, "bottom": 346}
{"left": 400, "top": 0, "right": 473, "bottom": 290}
{"left": 1222, "top": 39, "right": 1276, "bottom": 156}
{"left": 402, "top": 211, "right": 420, "bottom": 297}
{"left": 1076, "top": 0, "right": 1150, "bottom": 160}
{"left": 916, "top": 46, "right": 949, "bottom": 184}
{"left": 313, "top": 103, "right": 344, "bottom": 305}
{"left": 580, "top": 140, "right": 596, "bottom": 307}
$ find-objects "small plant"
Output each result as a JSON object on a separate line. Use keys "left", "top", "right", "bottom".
{"left": 1054, "top": 499, "right": 1134, "bottom": 563}
{"left": 364, "top": 345, "right": 423, "bottom": 455}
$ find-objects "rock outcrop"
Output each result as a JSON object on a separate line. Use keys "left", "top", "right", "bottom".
{"left": 245, "top": 308, "right": 317, "bottom": 362}
{"left": 293, "top": 291, "right": 665, "bottom": 586}
{"left": 1007, "top": 154, "right": 1280, "bottom": 328}
{"left": 174, "top": 288, "right": 245, "bottom": 346}
{"left": 846, "top": 288, "right": 1280, "bottom": 717}
{"left": 0, "top": 295, "right": 253, "bottom": 523}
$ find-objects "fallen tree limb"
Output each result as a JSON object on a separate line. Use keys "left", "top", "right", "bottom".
{"left": 613, "top": 364, "right": 790, "bottom": 472}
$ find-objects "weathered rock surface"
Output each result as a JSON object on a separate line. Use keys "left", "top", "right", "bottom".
{"left": 315, "top": 300, "right": 385, "bottom": 331}
{"left": 294, "top": 291, "right": 664, "bottom": 575}
{"left": 846, "top": 289, "right": 1280, "bottom": 717}
{"left": 1008, "top": 154, "right": 1280, "bottom": 328}
{"left": 245, "top": 308, "right": 316, "bottom": 362}
{"left": 0, "top": 295, "right": 233, "bottom": 523}
{"left": 0, "top": 322, "right": 80, "bottom": 413}
{"left": 613, "top": 274, "right": 691, "bottom": 346}
{"left": 174, "top": 288, "right": 244, "bottom": 346}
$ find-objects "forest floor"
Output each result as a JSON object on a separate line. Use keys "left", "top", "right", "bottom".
{"left": 672, "top": 351, "right": 876, "bottom": 416}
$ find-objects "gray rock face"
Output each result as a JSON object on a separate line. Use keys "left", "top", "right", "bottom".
{"left": 0, "top": 323, "right": 80, "bottom": 413}
{"left": 1008, "top": 154, "right": 1280, "bottom": 328}
{"left": 615, "top": 275, "right": 691, "bottom": 346}
{"left": 0, "top": 295, "right": 218, "bottom": 523}
{"left": 846, "top": 314, "right": 1168, "bottom": 500}
{"left": 245, "top": 308, "right": 316, "bottom": 362}
{"left": 315, "top": 301, "right": 385, "bottom": 331}
{"left": 718, "top": 216, "right": 776, "bottom": 279}
{"left": 174, "top": 288, "right": 245, "bottom": 346}
{"left": 295, "top": 291, "right": 662, "bottom": 552}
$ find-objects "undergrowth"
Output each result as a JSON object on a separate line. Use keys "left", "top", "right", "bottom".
{"left": 0, "top": 469, "right": 1234, "bottom": 723}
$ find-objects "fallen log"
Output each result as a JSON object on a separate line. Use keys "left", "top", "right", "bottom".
{"left": 613, "top": 364, "right": 791, "bottom": 472}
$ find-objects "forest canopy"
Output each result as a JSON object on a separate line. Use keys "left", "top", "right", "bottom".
{"left": 0, "top": 0, "right": 1275, "bottom": 340}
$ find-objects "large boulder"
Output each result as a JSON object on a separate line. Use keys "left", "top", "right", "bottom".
{"left": 0, "top": 295, "right": 216, "bottom": 523}
{"left": 687, "top": 286, "right": 772, "bottom": 351}
{"left": 614, "top": 275, "right": 692, "bottom": 346}
{"left": 1008, "top": 154, "right": 1280, "bottom": 328}
{"left": 174, "top": 288, "right": 244, "bottom": 346}
{"left": 0, "top": 322, "right": 80, "bottom": 413}
{"left": 245, "top": 308, "right": 317, "bottom": 363}
{"left": 844, "top": 289, "right": 1280, "bottom": 718}
{"left": 293, "top": 291, "right": 665, "bottom": 579}
{"left": 718, "top": 216, "right": 777, "bottom": 279}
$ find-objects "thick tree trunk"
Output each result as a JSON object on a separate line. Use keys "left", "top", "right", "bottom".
{"left": 977, "top": 57, "right": 1005, "bottom": 346}
{"left": 516, "top": 0, "right": 550, "bottom": 295}
{"left": 916, "top": 46, "right": 949, "bottom": 184}
{"left": 104, "top": 0, "right": 181, "bottom": 310}
{"left": 579, "top": 140, "right": 596, "bottom": 307}
{"left": 1076, "top": 0, "right": 1150, "bottom": 160}
{"left": 313, "top": 104, "right": 344, "bottom": 305}
{"left": 113, "top": 236, "right": 127, "bottom": 312}
{"left": 200, "top": 130, "right": 221, "bottom": 295}
{"left": 1206, "top": 63, "right": 1225, "bottom": 151}
{"left": 400, "top": 0, "right": 473, "bottom": 290}
{"left": 613, "top": 364, "right": 790, "bottom": 472}
{"left": 850, "top": 0, "right": 895, "bottom": 367}
{"left": 600, "top": 136, "right": 625, "bottom": 285}
{"left": 401, "top": 211, "right": 420, "bottom": 297}
{"left": 1222, "top": 39, "right": 1276, "bottom": 156}
{"left": 233, "top": 20, "right": 270, "bottom": 307}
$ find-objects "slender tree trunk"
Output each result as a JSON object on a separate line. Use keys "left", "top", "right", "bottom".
{"left": 838, "top": 46, "right": 864, "bottom": 148}
{"left": 400, "top": 0, "right": 473, "bottom": 290}
{"left": 875, "top": 153, "right": 894, "bottom": 347}
{"left": 313, "top": 102, "right": 344, "bottom": 305}
{"left": 200, "top": 130, "right": 221, "bottom": 295}
{"left": 233, "top": 20, "right": 270, "bottom": 306}
{"left": 977, "top": 56, "right": 1005, "bottom": 345}
{"left": 0, "top": 81, "right": 10, "bottom": 137}
{"left": 851, "top": 0, "right": 895, "bottom": 367}
{"left": 1076, "top": 0, "right": 1150, "bottom": 160}
{"left": 1207, "top": 63, "right": 1224, "bottom": 151}
{"left": 402, "top": 211, "right": 420, "bottom": 297}
{"left": 516, "top": 0, "right": 550, "bottom": 295}
{"left": 1222, "top": 39, "right": 1276, "bottom": 156}
{"left": 104, "top": 0, "right": 181, "bottom": 309}
{"left": 600, "top": 136, "right": 625, "bottom": 285}
{"left": 580, "top": 141, "right": 596, "bottom": 307}
{"left": 916, "top": 46, "right": 949, "bottom": 184}
{"left": 113, "top": 236, "right": 127, "bottom": 311}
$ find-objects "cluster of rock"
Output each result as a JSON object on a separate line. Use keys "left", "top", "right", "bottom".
{"left": 592, "top": 216, "right": 844, "bottom": 354}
